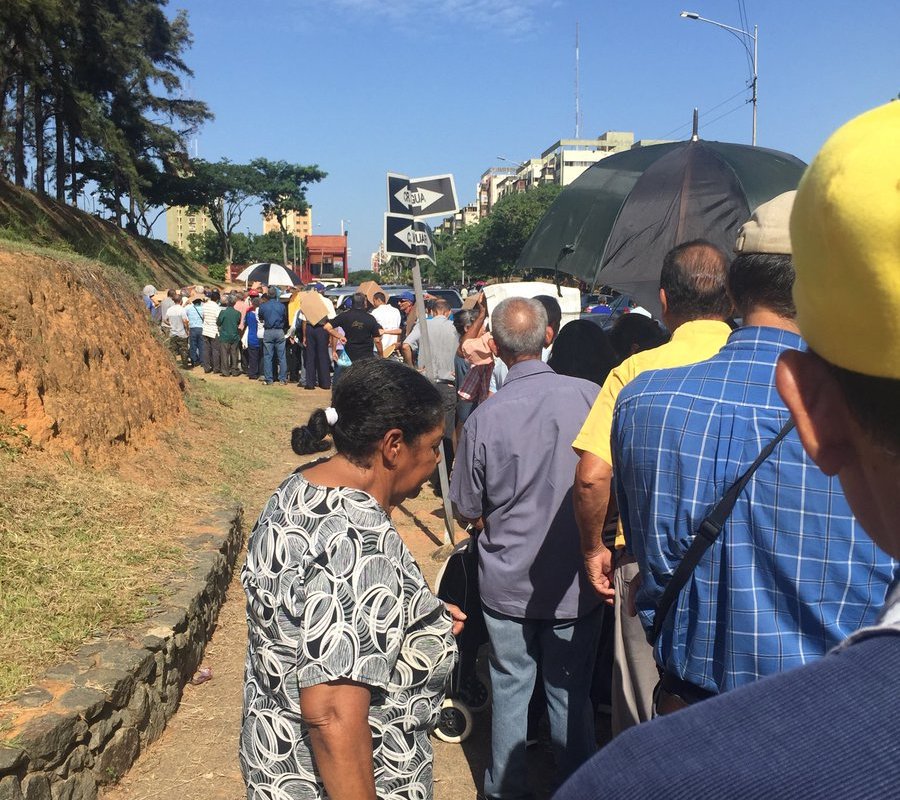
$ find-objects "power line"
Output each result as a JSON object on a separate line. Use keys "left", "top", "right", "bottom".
{"left": 659, "top": 86, "right": 749, "bottom": 139}
{"left": 699, "top": 98, "right": 750, "bottom": 132}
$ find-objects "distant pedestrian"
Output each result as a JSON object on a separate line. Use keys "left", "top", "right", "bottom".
{"left": 324, "top": 293, "right": 383, "bottom": 364}
{"left": 186, "top": 292, "right": 205, "bottom": 367}
{"left": 370, "top": 292, "right": 402, "bottom": 359}
{"left": 286, "top": 306, "right": 307, "bottom": 386}
{"left": 303, "top": 315, "right": 332, "bottom": 391}
{"left": 244, "top": 296, "right": 261, "bottom": 380}
{"left": 257, "top": 286, "right": 288, "bottom": 385}
{"left": 164, "top": 296, "right": 191, "bottom": 368}
{"left": 402, "top": 299, "right": 458, "bottom": 465}
{"left": 218, "top": 295, "right": 242, "bottom": 377}
{"left": 397, "top": 291, "right": 417, "bottom": 338}
{"left": 201, "top": 290, "right": 223, "bottom": 374}
{"left": 141, "top": 284, "right": 156, "bottom": 313}
{"left": 158, "top": 289, "right": 177, "bottom": 331}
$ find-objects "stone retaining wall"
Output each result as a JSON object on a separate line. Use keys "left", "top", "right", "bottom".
{"left": 0, "top": 507, "right": 243, "bottom": 800}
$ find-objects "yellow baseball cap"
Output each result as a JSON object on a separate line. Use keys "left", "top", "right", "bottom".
{"left": 790, "top": 101, "right": 900, "bottom": 378}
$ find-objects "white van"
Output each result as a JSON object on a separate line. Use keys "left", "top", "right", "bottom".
{"left": 480, "top": 282, "right": 581, "bottom": 330}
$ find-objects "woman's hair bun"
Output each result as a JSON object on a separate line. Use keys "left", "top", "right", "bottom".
{"left": 290, "top": 409, "right": 332, "bottom": 455}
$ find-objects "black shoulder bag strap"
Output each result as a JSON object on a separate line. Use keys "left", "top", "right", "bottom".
{"left": 650, "top": 418, "right": 796, "bottom": 644}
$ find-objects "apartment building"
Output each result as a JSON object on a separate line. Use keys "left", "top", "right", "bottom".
{"left": 261, "top": 206, "right": 313, "bottom": 237}
{"left": 166, "top": 206, "right": 216, "bottom": 253}
{"left": 437, "top": 130, "right": 668, "bottom": 236}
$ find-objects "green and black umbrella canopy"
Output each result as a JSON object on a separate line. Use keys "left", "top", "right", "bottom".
{"left": 516, "top": 139, "right": 806, "bottom": 317}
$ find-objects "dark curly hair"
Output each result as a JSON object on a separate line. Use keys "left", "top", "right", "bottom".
{"left": 291, "top": 359, "right": 445, "bottom": 467}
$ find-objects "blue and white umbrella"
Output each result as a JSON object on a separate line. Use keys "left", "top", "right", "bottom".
{"left": 235, "top": 262, "right": 300, "bottom": 287}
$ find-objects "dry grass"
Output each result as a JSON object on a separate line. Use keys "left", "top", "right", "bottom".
{"left": 0, "top": 372, "right": 300, "bottom": 701}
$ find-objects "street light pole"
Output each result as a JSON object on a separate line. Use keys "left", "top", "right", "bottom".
{"left": 752, "top": 24, "right": 758, "bottom": 147}
{"left": 680, "top": 11, "right": 758, "bottom": 146}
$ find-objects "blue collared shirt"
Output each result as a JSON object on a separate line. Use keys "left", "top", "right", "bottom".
{"left": 450, "top": 359, "right": 601, "bottom": 620}
{"left": 612, "top": 326, "right": 898, "bottom": 693}
{"left": 257, "top": 299, "right": 287, "bottom": 330}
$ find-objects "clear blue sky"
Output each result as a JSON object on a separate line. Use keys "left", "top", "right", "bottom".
{"left": 162, "top": 0, "right": 900, "bottom": 270}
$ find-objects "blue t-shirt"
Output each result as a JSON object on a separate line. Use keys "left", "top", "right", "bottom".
{"left": 245, "top": 310, "right": 260, "bottom": 348}
{"left": 257, "top": 299, "right": 287, "bottom": 331}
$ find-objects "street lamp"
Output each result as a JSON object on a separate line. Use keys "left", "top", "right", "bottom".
{"left": 680, "top": 11, "right": 758, "bottom": 146}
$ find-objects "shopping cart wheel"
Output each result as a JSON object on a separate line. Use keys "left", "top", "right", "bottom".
{"left": 434, "top": 698, "right": 474, "bottom": 743}
{"left": 458, "top": 676, "right": 490, "bottom": 713}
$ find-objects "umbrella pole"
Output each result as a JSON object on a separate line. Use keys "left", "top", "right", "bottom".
{"left": 410, "top": 258, "right": 455, "bottom": 546}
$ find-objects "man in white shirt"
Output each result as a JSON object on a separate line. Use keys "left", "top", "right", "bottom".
{"left": 200, "top": 290, "right": 223, "bottom": 374}
{"left": 370, "top": 292, "right": 402, "bottom": 358}
{"left": 164, "top": 300, "right": 190, "bottom": 369}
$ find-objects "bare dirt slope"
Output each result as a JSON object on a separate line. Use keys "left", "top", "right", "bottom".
{"left": 0, "top": 248, "right": 184, "bottom": 462}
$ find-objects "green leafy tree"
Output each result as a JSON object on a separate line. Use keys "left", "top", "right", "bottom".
{"left": 186, "top": 229, "right": 222, "bottom": 265}
{"left": 251, "top": 157, "right": 326, "bottom": 266}
{"left": 348, "top": 269, "right": 382, "bottom": 284}
{"left": 0, "top": 0, "right": 211, "bottom": 225}
{"left": 246, "top": 231, "right": 288, "bottom": 265}
{"left": 475, "top": 183, "right": 562, "bottom": 276}
{"left": 180, "top": 158, "right": 260, "bottom": 263}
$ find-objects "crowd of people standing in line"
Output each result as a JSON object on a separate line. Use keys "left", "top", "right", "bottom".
{"left": 142, "top": 283, "right": 386, "bottom": 387}
{"left": 237, "top": 101, "right": 900, "bottom": 800}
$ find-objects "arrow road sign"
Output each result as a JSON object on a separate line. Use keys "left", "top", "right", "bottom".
{"left": 384, "top": 213, "right": 436, "bottom": 263}
{"left": 387, "top": 173, "right": 459, "bottom": 217}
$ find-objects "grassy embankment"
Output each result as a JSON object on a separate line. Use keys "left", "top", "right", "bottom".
{"left": 0, "top": 176, "right": 206, "bottom": 289}
{"left": 0, "top": 182, "right": 296, "bottom": 701}
{"left": 0, "top": 370, "right": 302, "bottom": 701}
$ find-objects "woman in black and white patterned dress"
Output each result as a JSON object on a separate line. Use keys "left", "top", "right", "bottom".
{"left": 240, "top": 358, "right": 465, "bottom": 799}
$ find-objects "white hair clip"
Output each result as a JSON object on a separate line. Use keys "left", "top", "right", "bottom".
{"left": 324, "top": 407, "right": 339, "bottom": 427}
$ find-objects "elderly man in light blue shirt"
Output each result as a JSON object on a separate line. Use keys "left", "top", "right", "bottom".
{"left": 450, "top": 297, "right": 601, "bottom": 799}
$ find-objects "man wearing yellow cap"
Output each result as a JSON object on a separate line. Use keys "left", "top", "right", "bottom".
{"left": 555, "top": 101, "right": 900, "bottom": 797}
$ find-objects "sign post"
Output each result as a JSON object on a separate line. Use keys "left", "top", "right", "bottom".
{"left": 409, "top": 259, "right": 455, "bottom": 544}
{"left": 385, "top": 172, "right": 460, "bottom": 546}
{"left": 388, "top": 173, "right": 459, "bottom": 217}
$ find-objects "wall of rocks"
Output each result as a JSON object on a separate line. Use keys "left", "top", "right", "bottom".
{"left": 0, "top": 508, "right": 243, "bottom": 800}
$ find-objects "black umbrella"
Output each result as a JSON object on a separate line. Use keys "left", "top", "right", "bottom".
{"left": 517, "top": 139, "right": 806, "bottom": 317}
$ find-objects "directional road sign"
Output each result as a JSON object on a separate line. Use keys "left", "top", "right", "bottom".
{"left": 384, "top": 213, "right": 436, "bottom": 263}
{"left": 387, "top": 173, "right": 459, "bottom": 217}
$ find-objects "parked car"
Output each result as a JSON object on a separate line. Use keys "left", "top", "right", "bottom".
{"left": 424, "top": 288, "right": 463, "bottom": 315}
{"left": 581, "top": 293, "right": 615, "bottom": 314}
{"left": 581, "top": 292, "right": 637, "bottom": 330}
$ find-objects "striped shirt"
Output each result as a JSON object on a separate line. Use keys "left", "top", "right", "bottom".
{"left": 612, "top": 326, "right": 898, "bottom": 694}
{"left": 201, "top": 300, "right": 222, "bottom": 338}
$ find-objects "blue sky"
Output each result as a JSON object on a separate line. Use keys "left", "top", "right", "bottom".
{"left": 163, "top": 0, "right": 900, "bottom": 270}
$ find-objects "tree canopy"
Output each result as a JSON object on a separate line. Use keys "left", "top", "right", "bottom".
{"left": 432, "top": 183, "right": 562, "bottom": 282}
{"left": 182, "top": 158, "right": 260, "bottom": 263}
{"left": 0, "top": 0, "right": 211, "bottom": 232}
{"left": 251, "top": 158, "right": 326, "bottom": 267}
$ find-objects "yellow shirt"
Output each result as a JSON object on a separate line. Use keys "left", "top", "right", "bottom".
{"left": 572, "top": 319, "right": 732, "bottom": 547}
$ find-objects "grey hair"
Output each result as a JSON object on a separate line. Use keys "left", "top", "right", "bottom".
{"left": 491, "top": 297, "right": 547, "bottom": 358}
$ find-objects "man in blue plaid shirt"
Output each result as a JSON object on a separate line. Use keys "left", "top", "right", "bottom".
{"left": 611, "top": 191, "right": 898, "bottom": 711}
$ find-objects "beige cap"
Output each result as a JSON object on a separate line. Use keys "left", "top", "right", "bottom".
{"left": 734, "top": 190, "right": 796, "bottom": 255}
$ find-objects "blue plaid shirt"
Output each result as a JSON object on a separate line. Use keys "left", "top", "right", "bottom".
{"left": 612, "top": 326, "right": 898, "bottom": 694}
